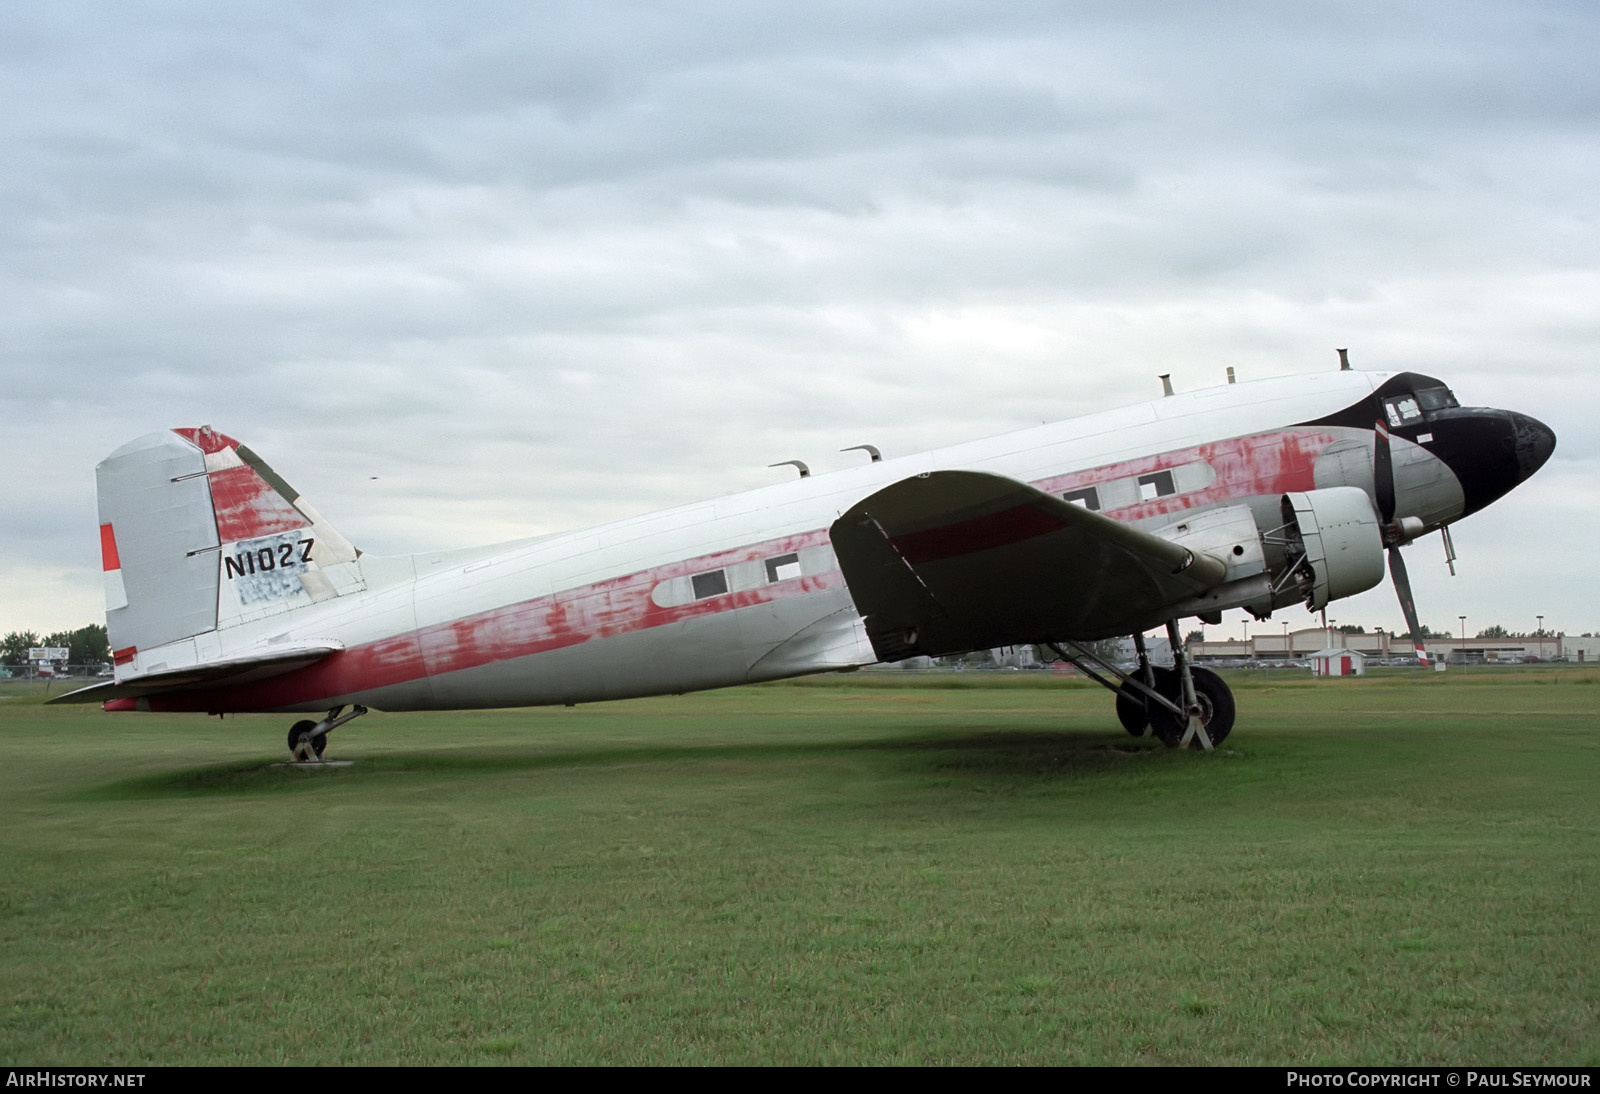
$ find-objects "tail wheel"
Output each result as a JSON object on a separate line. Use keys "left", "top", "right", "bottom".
{"left": 1148, "top": 666, "right": 1235, "bottom": 748}
{"left": 287, "top": 720, "right": 326, "bottom": 759}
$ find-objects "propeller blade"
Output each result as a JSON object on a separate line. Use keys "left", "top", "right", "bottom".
{"left": 1388, "top": 545, "right": 1430, "bottom": 665}
{"left": 1373, "top": 419, "right": 1396, "bottom": 524}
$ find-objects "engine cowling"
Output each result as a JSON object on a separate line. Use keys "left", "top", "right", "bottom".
{"left": 1280, "top": 487, "right": 1386, "bottom": 611}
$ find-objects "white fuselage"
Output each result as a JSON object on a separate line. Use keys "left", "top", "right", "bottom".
{"left": 127, "top": 369, "right": 1459, "bottom": 714}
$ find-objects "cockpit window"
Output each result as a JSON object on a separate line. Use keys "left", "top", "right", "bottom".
{"left": 1415, "top": 386, "right": 1458, "bottom": 412}
{"left": 1384, "top": 396, "right": 1424, "bottom": 427}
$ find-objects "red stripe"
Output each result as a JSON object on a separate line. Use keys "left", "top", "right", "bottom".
{"left": 112, "top": 646, "right": 137, "bottom": 665}
{"left": 99, "top": 524, "right": 120, "bottom": 571}
{"left": 122, "top": 529, "right": 838, "bottom": 713}
{"left": 889, "top": 503, "right": 1067, "bottom": 565}
{"left": 1033, "top": 428, "right": 1338, "bottom": 522}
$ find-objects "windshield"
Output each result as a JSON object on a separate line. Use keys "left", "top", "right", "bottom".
{"left": 1415, "top": 385, "right": 1459, "bottom": 412}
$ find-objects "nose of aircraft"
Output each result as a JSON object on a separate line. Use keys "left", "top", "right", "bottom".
{"left": 1511, "top": 411, "right": 1557, "bottom": 483}
{"left": 1428, "top": 407, "right": 1556, "bottom": 518}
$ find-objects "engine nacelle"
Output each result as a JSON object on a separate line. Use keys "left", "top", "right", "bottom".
{"left": 1154, "top": 504, "right": 1276, "bottom": 619}
{"left": 1280, "top": 487, "right": 1386, "bottom": 611}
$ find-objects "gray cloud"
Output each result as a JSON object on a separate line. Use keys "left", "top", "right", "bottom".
{"left": 2, "top": 1, "right": 1596, "bottom": 639}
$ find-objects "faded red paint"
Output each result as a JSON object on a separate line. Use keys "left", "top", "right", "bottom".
{"left": 1033, "top": 428, "right": 1339, "bottom": 522}
{"left": 171, "top": 426, "right": 309, "bottom": 541}
{"left": 207, "top": 465, "right": 309, "bottom": 542}
{"left": 112, "top": 646, "right": 136, "bottom": 665}
{"left": 99, "top": 524, "right": 120, "bottom": 571}
{"left": 889, "top": 504, "right": 1066, "bottom": 565}
{"left": 107, "top": 430, "right": 1350, "bottom": 715}
{"left": 171, "top": 426, "right": 239, "bottom": 455}
{"left": 125, "top": 529, "right": 839, "bottom": 712}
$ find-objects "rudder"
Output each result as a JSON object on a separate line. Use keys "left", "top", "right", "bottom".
{"left": 97, "top": 427, "right": 363, "bottom": 663}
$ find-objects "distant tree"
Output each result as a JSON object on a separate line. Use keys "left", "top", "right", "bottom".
{"left": 1184, "top": 629, "right": 1204, "bottom": 647}
{"left": 1415, "top": 623, "right": 1452, "bottom": 639}
{"left": 1083, "top": 638, "right": 1125, "bottom": 662}
{"left": 1335, "top": 624, "right": 1365, "bottom": 634}
{"left": 1476, "top": 624, "right": 1510, "bottom": 639}
{"left": 67, "top": 625, "right": 110, "bottom": 665}
{"left": 1041, "top": 639, "right": 1124, "bottom": 662}
{"left": 2, "top": 626, "right": 108, "bottom": 669}
{"left": 1, "top": 631, "right": 41, "bottom": 668}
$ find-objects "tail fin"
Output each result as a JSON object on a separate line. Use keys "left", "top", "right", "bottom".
{"left": 97, "top": 427, "right": 363, "bottom": 661}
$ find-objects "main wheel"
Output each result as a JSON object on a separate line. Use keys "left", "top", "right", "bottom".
{"left": 1147, "top": 666, "right": 1235, "bottom": 748}
{"left": 1115, "top": 677, "right": 1153, "bottom": 736}
{"left": 287, "top": 719, "right": 326, "bottom": 759}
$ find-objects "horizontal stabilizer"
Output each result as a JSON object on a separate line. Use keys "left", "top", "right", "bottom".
{"left": 45, "top": 642, "right": 342, "bottom": 705}
{"left": 830, "top": 470, "right": 1227, "bottom": 660}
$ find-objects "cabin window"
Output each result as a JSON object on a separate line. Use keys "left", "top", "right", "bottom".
{"left": 691, "top": 570, "right": 728, "bottom": 599}
{"left": 1137, "top": 470, "right": 1176, "bottom": 501}
{"left": 1384, "top": 396, "right": 1423, "bottom": 427}
{"left": 1062, "top": 488, "right": 1100, "bottom": 511}
{"left": 765, "top": 553, "right": 802, "bottom": 582}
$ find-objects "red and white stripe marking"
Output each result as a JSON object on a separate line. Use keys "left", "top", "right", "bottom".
{"left": 99, "top": 523, "right": 128, "bottom": 612}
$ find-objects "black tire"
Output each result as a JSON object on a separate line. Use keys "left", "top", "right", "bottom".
{"left": 1144, "top": 667, "right": 1181, "bottom": 746}
{"left": 287, "top": 719, "right": 326, "bottom": 759}
{"left": 1148, "top": 666, "right": 1235, "bottom": 748}
{"left": 1115, "top": 677, "right": 1152, "bottom": 736}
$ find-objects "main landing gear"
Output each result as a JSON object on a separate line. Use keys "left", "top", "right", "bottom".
{"left": 1052, "top": 620, "right": 1235, "bottom": 749}
{"left": 287, "top": 704, "right": 368, "bottom": 762}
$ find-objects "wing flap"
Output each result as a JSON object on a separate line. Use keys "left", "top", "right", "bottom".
{"left": 45, "top": 642, "right": 342, "bottom": 704}
{"left": 829, "top": 470, "right": 1227, "bottom": 659}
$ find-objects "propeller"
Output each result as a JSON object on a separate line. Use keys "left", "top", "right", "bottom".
{"left": 1374, "top": 421, "right": 1431, "bottom": 665}
{"left": 1373, "top": 420, "right": 1396, "bottom": 524}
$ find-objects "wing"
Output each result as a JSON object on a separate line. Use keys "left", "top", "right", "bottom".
{"left": 829, "top": 470, "right": 1228, "bottom": 660}
{"left": 44, "top": 642, "right": 341, "bottom": 705}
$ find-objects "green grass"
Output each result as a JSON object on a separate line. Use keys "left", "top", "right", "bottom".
{"left": 1, "top": 671, "right": 1595, "bottom": 1065}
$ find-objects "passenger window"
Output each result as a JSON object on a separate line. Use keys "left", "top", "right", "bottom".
{"left": 1137, "top": 470, "right": 1175, "bottom": 502}
{"left": 765, "top": 553, "right": 802, "bottom": 582}
{"left": 691, "top": 570, "right": 728, "bottom": 599}
{"left": 1063, "top": 488, "right": 1100, "bottom": 511}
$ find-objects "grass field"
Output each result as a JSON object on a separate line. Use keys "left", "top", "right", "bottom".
{"left": 2, "top": 669, "right": 1595, "bottom": 1065}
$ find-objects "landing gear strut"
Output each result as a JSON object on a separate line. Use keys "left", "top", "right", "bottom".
{"left": 1114, "top": 632, "right": 1160, "bottom": 737}
{"left": 1049, "top": 623, "right": 1235, "bottom": 750}
{"left": 287, "top": 704, "right": 368, "bottom": 762}
{"left": 1146, "top": 664, "right": 1234, "bottom": 748}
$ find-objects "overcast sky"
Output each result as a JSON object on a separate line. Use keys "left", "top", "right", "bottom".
{"left": 3, "top": 0, "right": 1596, "bottom": 645}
